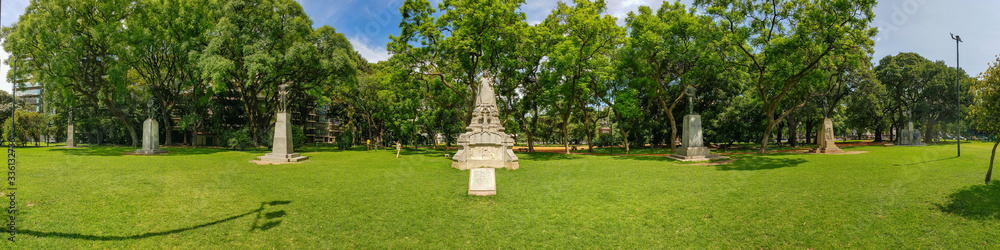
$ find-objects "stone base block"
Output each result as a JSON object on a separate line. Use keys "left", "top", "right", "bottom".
{"left": 134, "top": 149, "right": 167, "bottom": 155}
{"left": 468, "top": 190, "right": 496, "bottom": 196}
{"left": 676, "top": 146, "right": 710, "bottom": 157}
{"left": 808, "top": 147, "right": 843, "bottom": 154}
{"left": 257, "top": 153, "right": 309, "bottom": 163}
{"left": 666, "top": 154, "right": 728, "bottom": 162}
{"left": 452, "top": 161, "right": 518, "bottom": 170}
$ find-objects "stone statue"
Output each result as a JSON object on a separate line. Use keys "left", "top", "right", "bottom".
{"left": 257, "top": 82, "right": 308, "bottom": 163}
{"left": 822, "top": 98, "right": 829, "bottom": 118}
{"left": 685, "top": 85, "right": 696, "bottom": 114}
{"left": 147, "top": 99, "right": 155, "bottom": 120}
{"left": 68, "top": 110, "right": 73, "bottom": 122}
{"left": 279, "top": 83, "right": 289, "bottom": 113}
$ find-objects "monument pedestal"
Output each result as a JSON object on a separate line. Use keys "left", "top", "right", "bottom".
{"left": 134, "top": 118, "right": 167, "bottom": 154}
{"left": 452, "top": 76, "right": 518, "bottom": 170}
{"left": 809, "top": 118, "right": 843, "bottom": 154}
{"left": 257, "top": 112, "right": 308, "bottom": 163}
{"left": 896, "top": 122, "right": 926, "bottom": 146}
{"left": 668, "top": 115, "right": 726, "bottom": 162}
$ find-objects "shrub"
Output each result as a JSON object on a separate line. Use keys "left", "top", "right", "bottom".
{"left": 336, "top": 131, "right": 353, "bottom": 150}
{"left": 222, "top": 128, "right": 253, "bottom": 151}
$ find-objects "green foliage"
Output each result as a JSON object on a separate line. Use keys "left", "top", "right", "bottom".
{"left": 335, "top": 131, "right": 354, "bottom": 150}
{"left": 698, "top": 0, "right": 877, "bottom": 152}
{"left": 4, "top": 0, "right": 141, "bottom": 146}
{"left": 221, "top": 128, "right": 254, "bottom": 151}
{"left": 2, "top": 110, "right": 48, "bottom": 146}
{"left": 972, "top": 56, "right": 1000, "bottom": 137}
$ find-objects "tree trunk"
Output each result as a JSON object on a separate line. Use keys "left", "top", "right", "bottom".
{"left": 583, "top": 108, "right": 595, "bottom": 153}
{"left": 804, "top": 119, "right": 815, "bottom": 145}
{"left": 160, "top": 102, "right": 173, "bottom": 146}
{"left": 561, "top": 117, "right": 571, "bottom": 154}
{"left": 788, "top": 113, "right": 799, "bottom": 147}
{"left": 620, "top": 128, "right": 630, "bottom": 154}
{"left": 104, "top": 100, "right": 138, "bottom": 147}
{"left": 667, "top": 112, "right": 677, "bottom": 151}
{"left": 874, "top": 126, "right": 883, "bottom": 142}
{"left": 776, "top": 120, "right": 785, "bottom": 146}
{"left": 924, "top": 118, "right": 936, "bottom": 144}
{"left": 986, "top": 140, "right": 999, "bottom": 184}
{"left": 759, "top": 116, "right": 777, "bottom": 153}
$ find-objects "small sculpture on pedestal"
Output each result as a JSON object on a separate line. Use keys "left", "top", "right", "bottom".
{"left": 256, "top": 83, "right": 309, "bottom": 163}
{"left": 134, "top": 99, "right": 167, "bottom": 154}
{"left": 668, "top": 85, "right": 725, "bottom": 162}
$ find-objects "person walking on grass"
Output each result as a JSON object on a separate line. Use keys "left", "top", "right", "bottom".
{"left": 396, "top": 141, "right": 402, "bottom": 158}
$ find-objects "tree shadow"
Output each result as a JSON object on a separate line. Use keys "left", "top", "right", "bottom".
{"left": 902, "top": 156, "right": 958, "bottom": 166}
{"left": 48, "top": 146, "right": 225, "bottom": 157}
{"left": 14, "top": 200, "right": 291, "bottom": 241}
{"left": 936, "top": 183, "right": 1000, "bottom": 220}
{"left": 519, "top": 152, "right": 585, "bottom": 161}
{"left": 715, "top": 154, "right": 807, "bottom": 171}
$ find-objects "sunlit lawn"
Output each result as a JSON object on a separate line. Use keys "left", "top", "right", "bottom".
{"left": 2, "top": 141, "right": 999, "bottom": 248}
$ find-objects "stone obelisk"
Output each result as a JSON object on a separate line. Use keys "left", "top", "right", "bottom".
{"left": 65, "top": 110, "right": 76, "bottom": 148}
{"left": 452, "top": 74, "right": 518, "bottom": 170}
{"left": 135, "top": 100, "right": 167, "bottom": 154}
{"left": 668, "top": 86, "right": 725, "bottom": 162}
{"left": 257, "top": 84, "right": 309, "bottom": 163}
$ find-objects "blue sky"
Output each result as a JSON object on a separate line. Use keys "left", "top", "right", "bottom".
{"left": 2, "top": 0, "right": 999, "bottom": 93}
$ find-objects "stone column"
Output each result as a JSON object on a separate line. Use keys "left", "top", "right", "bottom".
{"left": 134, "top": 118, "right": 166, "bottom": 154}
{"left": 65, "top": 124, "right": 75, "bottom": 147}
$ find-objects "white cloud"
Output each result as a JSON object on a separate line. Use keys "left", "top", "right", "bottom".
{"left": 348, "top": 36, "right": 391, "bottom": 62}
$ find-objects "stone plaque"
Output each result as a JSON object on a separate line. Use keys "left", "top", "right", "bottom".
{"left": 468, "top": 168, "right": 496, "bottom": 196}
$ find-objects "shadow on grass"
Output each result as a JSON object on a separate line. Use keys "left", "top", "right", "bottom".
{"left": 17, "top": 201, "right": 291, "bottom": 241}
{"left": 936, "top": 183, "right": 1000, "bottom": 220}
{"left": 48, "top": 146, "right": 227, "bottom": 157}
{"left": 519, "top": 152, "right": 584, "bottom": 161}
{"left": 716, "top": 154, "right": 807, "bottom": 171}
{"left": 902, "top": 156, "right": 958, "bottom": 166}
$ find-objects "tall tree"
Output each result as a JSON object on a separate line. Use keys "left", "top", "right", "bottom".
{"left": 542, "top": 0, "right": 623, "bottom": 154}
{"left": 196, "top": 0, "right": 316, "bottom": 145}
{"left": 622, "top": 1, "right": 723, "bottom": 152}
{"left": 974, "top": 56, "right": 1000, "bottom": 183}
{"left": 389, "top": 0, "right": 527, "bottom": 126}
{"left": 698, "top": 0, "right": 877, "bottom": 153}
{"left": 3, "top": 0, "right": 141, "bottom": 146}
{"left": 124, "top": 0, "right": 214, "bottom": 145}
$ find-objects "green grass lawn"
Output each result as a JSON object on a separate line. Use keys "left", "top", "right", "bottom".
{"left": 2, "top": 142, "right": 999, "bottom": 248}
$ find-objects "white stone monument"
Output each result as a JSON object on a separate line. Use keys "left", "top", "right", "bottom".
{"left": 452, "top": 74, "right": 519, "bottom": 170}
{"left": 257, "top": 84, "right": 309, "bottom": 163}
{"left": 135, "top": 100, "right": 167, "bottom": 154}
{"left": 809, "top": 118, "right": 843, "bottom": 153}
{"left": 896, "top": 111, "right": 926, "bottom": 146}
{"left": 65, "top": 110, "right": 76, "bottom": 148}
{"left": 468, "top": 168, "right": 496, "bottom": 196}
{"left": 668, "top": 86, "right": 725, "bottom": 162}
